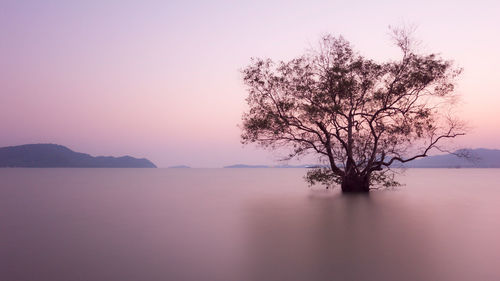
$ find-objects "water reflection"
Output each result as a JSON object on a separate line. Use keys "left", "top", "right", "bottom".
{"left": 1, "top": 168, "right": 500, "bottom": 281}
{"left": 245, "top": 190, "right": 444, "bottom": 281}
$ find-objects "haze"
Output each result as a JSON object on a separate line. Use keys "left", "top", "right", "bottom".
{"left": 1, "top": 0, "right": 499, "bottom": 167}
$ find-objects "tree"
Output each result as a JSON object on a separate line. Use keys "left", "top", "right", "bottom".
{"left": 240, "top": 29, "right": 465, "bottom": 192}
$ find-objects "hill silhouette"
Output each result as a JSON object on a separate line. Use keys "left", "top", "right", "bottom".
{"left": 405, "top": 148, "right": 500, "bottom": 168}
{"left": 0, "top": 144, "right": 156, "bottom": 168}
{"left": 224, "top": 149, "right": 500, "bottom": 169}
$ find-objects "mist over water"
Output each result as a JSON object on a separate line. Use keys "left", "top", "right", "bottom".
{"left": 1, "top": 168, "right": 500, "bottom": 281}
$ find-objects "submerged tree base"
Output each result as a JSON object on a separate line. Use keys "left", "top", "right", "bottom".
{"left": 341, "top": 176, "right": 370, "bottom": 193}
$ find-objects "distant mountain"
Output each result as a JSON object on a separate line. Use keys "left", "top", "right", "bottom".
{"left": 0, "top": 144, "right": 156, "bottom": 168}
{"left": 223, "top": 149, "right": 500, "bottom": 169}
{"left": 405, "top": 148, "right": 500, "bottom": 168}
{"left": 168, "top": 165, "right": 191, "bottom": 168}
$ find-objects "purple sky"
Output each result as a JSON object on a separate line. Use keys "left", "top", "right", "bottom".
{"left": 1, "top": 0, "right": 499, "bottom": 167}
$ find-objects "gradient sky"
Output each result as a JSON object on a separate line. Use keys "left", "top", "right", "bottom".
{"left": 1, "top": 0, "right": 499, "bottom": 167}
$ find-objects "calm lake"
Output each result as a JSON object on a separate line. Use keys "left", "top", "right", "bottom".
{"left": 1, "top": 168, "right": 500, "bottom": 281}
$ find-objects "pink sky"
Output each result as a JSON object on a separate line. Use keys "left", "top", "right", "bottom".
{"left": 1, "top": 0, "right": 499, "bottom": 167}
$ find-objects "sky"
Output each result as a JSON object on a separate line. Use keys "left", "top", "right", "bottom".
{"left": 1, "top": 0, "right": 499, "bottom": 167}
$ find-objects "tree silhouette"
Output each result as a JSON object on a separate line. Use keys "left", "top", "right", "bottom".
{"left": 240, "top": 28, "right": 465, "bottom": 192}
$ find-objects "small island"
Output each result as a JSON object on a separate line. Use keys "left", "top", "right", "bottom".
{"left": 0, "top": 144, "right": 156, "bottom": 168}
{"left": 168, "top": 165, "right": 191, "bottom": 168}
{"left": 224, "top": 164, "right": 270, "bottom": 168}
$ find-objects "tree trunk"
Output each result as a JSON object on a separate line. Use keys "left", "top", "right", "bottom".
{"left": 341, "top": 173, "right": 370, "bottom": 193}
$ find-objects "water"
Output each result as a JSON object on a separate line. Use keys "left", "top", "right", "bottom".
{"left": 1, "top": 168, "right": 500, "bottom": 281}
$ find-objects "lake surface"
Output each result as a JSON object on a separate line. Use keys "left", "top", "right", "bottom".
{"left": 1, "top": 168, "right": 500, "bottom": 281}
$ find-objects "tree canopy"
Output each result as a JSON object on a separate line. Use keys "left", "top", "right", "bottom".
{"left": 240, "top": 29, "right": 465, "bottom": 192}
